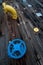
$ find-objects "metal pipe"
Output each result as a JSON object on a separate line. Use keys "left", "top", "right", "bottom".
{"left": 2, "top": 2, "right": 17, "bottom": 19}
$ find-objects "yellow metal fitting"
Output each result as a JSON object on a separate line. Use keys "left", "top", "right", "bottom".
{"left": 2, "top": 2, "right": 17, "bottom": 19}
{"left": 34, "top": 27, "right": 39, "bottom": 32}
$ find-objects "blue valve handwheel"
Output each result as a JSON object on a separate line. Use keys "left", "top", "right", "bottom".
{"left": 8, "top": 39, "right": 26, "bottom": 59}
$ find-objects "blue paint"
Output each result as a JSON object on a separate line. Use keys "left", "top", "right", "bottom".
{"left": 8, "top": 39, "right": 26, "bottom": 59}
{"left": 36, "top": 13, "right": 42, "bottom": 17}
{"left": 23, "top": 0, "right": 27, "bottom": 3}
{"left": 28, "top": 4, "right": 32, "bottom": 7}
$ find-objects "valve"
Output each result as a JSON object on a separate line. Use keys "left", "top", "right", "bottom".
{"left": 8, "top": 39, "right": 26, "bottom": 59}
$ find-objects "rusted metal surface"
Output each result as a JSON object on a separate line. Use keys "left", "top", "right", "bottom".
{"left": 2, "top": 13, "right": 29, "bottom": 65}
{"left": 0, "top": 0, "right": 43, "bottom": 65}
{"left": 1, "top": 11, "right": 35, "bottom": 65}
{"left": 5, "top": 13, "right": 20, "bottom": 40}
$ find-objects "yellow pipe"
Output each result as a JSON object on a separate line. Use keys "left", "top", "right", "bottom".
{"left": 2, "top": 2, "right": 17, "bottom": 19}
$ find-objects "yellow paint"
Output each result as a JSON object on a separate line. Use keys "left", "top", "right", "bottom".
{"left": 34, "top": 27, "right": 39, "bottom": 32}
{"left": 2, "top": 2, "right": 17, "bottom": 19}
